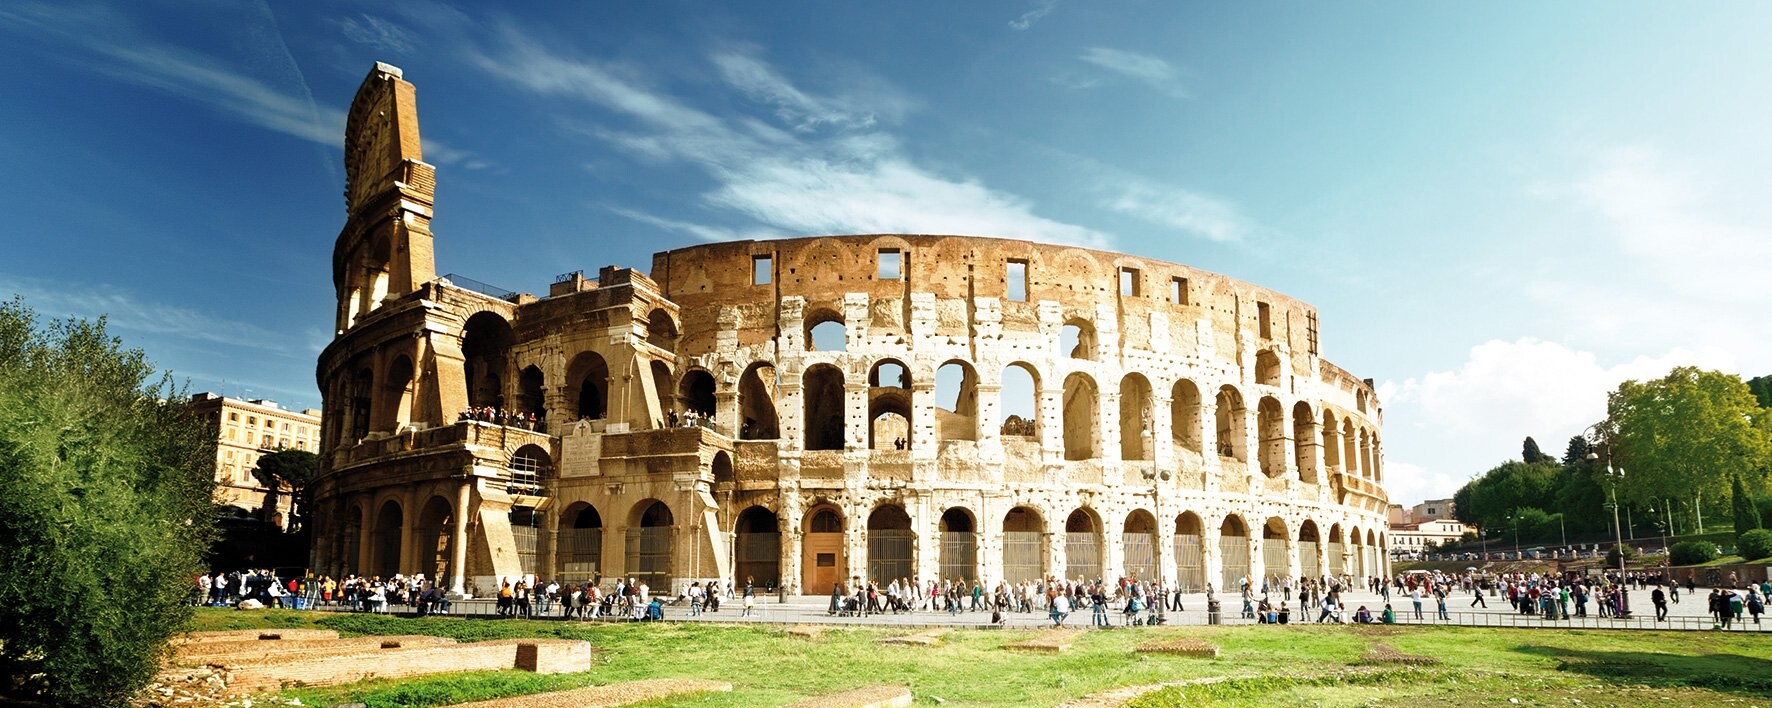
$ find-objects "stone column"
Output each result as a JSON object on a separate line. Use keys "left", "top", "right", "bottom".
{"left": 1037, "top": 388, "right": 1064, "bottom": 465}
{"left": 1200, "top": 402, "right": 1221, "bottom": 492}
{"left": 1151, "top": 394, "right": 1174, "bottom": 475}
{"left": 976, "top": 382, "right": 1003, "bottom": 460}
{"left": 449, "top": 481, "right": 471, "bottom": 595}
{"left": 1202, "top": 527, "right": 1222, "bottom": 593}
{"left": 1156, "top": 503, "right": 1177, "bottom": 584}
{"left": 399, "top": 486, "right": 418, "bottom": 576}
{"left": 1099, "top": 389, "right": 1121, "bottom": 473}
{"left": 910, "top": 382, "right": 937, "bottom": 460}
{"left": 1102, "top": 513, "right": 1124, "bottom": 582}
{"left": 845, "top": 381, "right": 868, "bottom": 451}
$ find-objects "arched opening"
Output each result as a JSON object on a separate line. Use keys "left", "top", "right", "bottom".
{"left": 1173, "top": 512, "right": 1204, "bottom": 592}
{"left": 866, "top": 504, "right": 914, "bottom": 584}
{"left": 650, "top": 360, "right": 674, "bottom": 427}
{"left": 508, "top": 444, "right": 550, "bottom": 496}
{"left": 1255, "top": 348, "right": 1282, "bottom": 387}
{"left": 1321, "top": 411, "right": 1342, "bottom": 471}
{"left": 1360, "top": 429, "right": 1375, "bottom": 481}
{"left": 1062, "top": 372, "right": 1098, "bottom": 460}
{"left": 807, "top": 313, "right": 846, "bottom": 352}
{"left": 1002, "top": 506, "right": 1045, "bottom": 584}
{"left": 1215, "top": 385, "right": 1247, "bottom": 461}
{"left": 376, "top": 356, "right": 415, "bottom": 432}
{"left": 557, "top": 503, "right": 603, "bottom": 581}
{"left": 1064, "top": 508, "right": 1101, "bottom": 582}
{"left": 1122, "top": 509, "right": 1158, "bottom": 581}
{"left": 1170, "top": 378, "right": 1202, "bottom": 455}
{"left": 348, "top": 367, "right": 373, "bottom": 442}
{"left": 738, "top": 362, "right": 779, "bottom": 439}
{"left": 735, "top": 506, "right": 781, "bottom": 590}
{"left": 461, "top": 312, "right": 514, "bottom": 411}
{"left": 518, "top": 365, "right": 545, "bottom": 422}
{"left": 1367, "top": 529, "right": 1380, "bottom": 578}
{"left": 710, "top": 451, "right": 734, "bottom": 486}
{"left": 868, "top": 359, "right": 912, "bottom": 450}
{"left": 679, "top": 369, "right": 716, "bottom": 418}
{"left": 1342, "top": 420, "right": 1359, "bottom": 477}
{"left": 938, "top": 507, "right": 977, "bottom": 582}
{"left": 372, "top": 499, "right": 403, "bottom": 578}
{"left": 934, "top": 361, "right": 979, "bottom": 441}
{"left": 417, "top": 496, "right": 453, "bottom": 583}
{"left": 1119, "top": 373, "right": 1153, "bottom": 461}
{"left": 1293, "top": 402, "right": 1318, "bottom": 483}
{"left": 566, "top": 351, "right": 609, "bottom": 421}
{"left": 1219, "top": 515, "right": 1250, "bottom": 590}
{"left": 802, "top": 506, "right": 845, "bottom": 591}
{"left": 339, "top": 504, "right": 363, "bottom": 576}
{"left": 1061, "top": 319, "right": 1096, "bottom": 360}
{"left": 1261, "top": 517, "right": 1290, "bottom": 582}
{"left": 509, "top": 506, "right": 540, "bottom": 577}
{"left": 999, "top": 362, "right": 1039, "bottom": 437}
{"left": 1330, "top": 525, "right": 1349, "bottom": 577}
{"left": 803, "top": 364, "right": 846, "bottom": 450}
{"left": 1298, "top": 520, "right": 1321, "bottom": 580}
{"left": 626, "top": 501, "right": 673, "bottom": 591}
{"left": 1257, "top": 396, "right": 1286, "bottom": 478}
{"left": 646, "top": 308, "right": 677, "bottom": 350}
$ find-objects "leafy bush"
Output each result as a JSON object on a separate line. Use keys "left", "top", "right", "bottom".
{"left": 1670, "top": 540, "right": 1720, "bottom": 566}
{"left": 1738, "top": 529, "right": 1772, "bottom": 561}
{"left": 1604, "top": 544, "right": 1637, "bottom": 567}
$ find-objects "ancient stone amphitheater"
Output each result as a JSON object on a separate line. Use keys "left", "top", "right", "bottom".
{"left": 311, "top": 63, "right": 1391, "bottom": 598}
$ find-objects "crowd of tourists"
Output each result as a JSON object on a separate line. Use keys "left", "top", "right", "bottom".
{"left": 457, "top": 406, "right": 543, "bottom": 430}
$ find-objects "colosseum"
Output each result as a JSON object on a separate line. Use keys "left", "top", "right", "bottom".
{"left": 310, "top": 63, "right": 1391, "bottom": 598}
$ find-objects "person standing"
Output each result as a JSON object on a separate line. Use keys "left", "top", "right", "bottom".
{"left": 1410, "top": 585, "right": 1424, "bottom": 620}
{"left": 1651, "top": 585, "right": 1668, "bottom": 621}
{"left": 742, "top": 577, "right": 756, "bottom": 617}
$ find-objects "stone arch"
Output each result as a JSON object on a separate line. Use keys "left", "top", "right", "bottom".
{"left": 461, "top": 311, "right": 513, "bottom": 410}
{"left": 1261, "top": 516, "right": 1290, "bottom": 582}
{"left": 938, "top": 507, "right": 978, "bottom": 582}
{"left": 1002, "top": 506, "right": 1046, "bottom": 583}
{"left": 375, "top": 355, "right": 415, "bottom": 432}
{"left": 1061, "top": 318, "right": 1097, "bottom": 361}
{"left": 1119, "top": 373, "right": 1153, "bottom": 461}
{"left": 711, "top": 450, "right": 734, "bottom": 485}
{"left": 1218, "top": 513, "right": 1250, "bottom": 590}
{"left": 566, "top": 351, "right": 610, "bottom": 420}
{"left": 1340, "top": 524, "right": 1358, "bottom": 577}
{"left": 802, "top": 504, "right": 846, "bottom": 592}
{"left": 371, "top": 498, "right": 403, "bottom": 578}
{"left": 1215, "top": 385, "right": 1247, "bottom": 461}
{"left": 557, "top": 502, "right": 603, "bottom": 580}
{"left": 415, "top": 495, "right": 454, "bottom": 583}
{"left": 738, "top": 361, "right": 779, "bottom": 439}
{"left": 1360, "top": 428, "right": 1376, "bottom": 481}
{"left": 1255, "top": 348, "right": 1282, "bottom": 387}
{"left": 678, "top": 368, "right": 716, "bottom": 418}
{"left": 868, "top": 359, "right": 912, "bottom": 450}
{"left": 1064, "top": 507, "right": 1102, "bottom": 582}
{"left": 806, "top": 309, "right": 846, "bottom": 352}
{"left": 1122, "top": 509, "right": 1158, "bottom": 580}
{"left": 1171, "top": 378, "right": 1203, "bottom": 455}
{"left": 999, "top": 362, "right": 1040, "bottom": 437}
{"left": 518, "top": 365, "right": 545, "bottom": 421}
{"left": 1292, "top": 402, "right": 1318, "bottom": 483}
{"left": 934, "top": 360, "right": 979, "bottom": 442}
{"left": 803, "top": 363, "right": 846, "bottom": 451}
{"left": 1341, "top": 419, "right": 1358, "bottom": 477}
{"left": 646, "top": 308, "right": 677, "bottom": 350}
{"left": 649, "top": 360, "right": 674, "bottom": 426}
{"left": 1062, "top": 372, "right": 1099, "bottom": 460}
{"left": 508, "top": 443, "right": 551, "bottom": 495}
{"left": 866, "top": 504, "right": 914, "bottom": 584}
{"left": 735, "top": 506, "right": 781, "bottom": 590}
{"left": 1321, "top": 410, "right": 1342, "bottom": 470}
{"left": 1297, "top": 519, "right": 1321, "bottom": 580}
{"left": 1257, "top": 396, "right": 1286, "bottom": 478}
{"left": 626, "top": 500, "right": 674, "bottom": 591}
{"left": 1173, "top": 511, "right": 1205, "bottom": 592}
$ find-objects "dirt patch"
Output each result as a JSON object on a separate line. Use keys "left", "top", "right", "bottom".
{"left": 1137, "top": 638, "right": 1219, "bottom": 658}
{"left": 1004, "top": 629, "right": 1082, "bottom": 653}
{"left": 781, "top": 685, "right": 912, "bottom": 708}
{"left": 1358, "top": 643, "right": 1440, "bottom": 666}
{"left": 441, "top": 678, "right": 732, "bottom": 707}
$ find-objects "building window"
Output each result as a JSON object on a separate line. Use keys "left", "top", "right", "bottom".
{"left": 1306, "top": 312, "right": 1319, "bottom": 355}
{"left": 878, "top": 249, "right": 902, "bottom": 279}
{"left": 228, "top": 412, "right": 238, "bottom": 422}
{"left": 1119, "top": 267, "right": 1141, "bottom": 297}
{"left": 1257, "top": 301, "right": 1272, "bottom": 339}
{"left": 1171, "top": 277, "right": 1189, "bottom": 305}
{"left": 247, "top": 416, "right": 256, "bottom": 426}
{"left": 1006, "top": 259, "right": 1028, "bottom": 302}
{"left": 752, "top": 255, "right": 772, "bottom": 285}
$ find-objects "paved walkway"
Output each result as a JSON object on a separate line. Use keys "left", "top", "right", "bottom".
{"left": 364, "top": 585, "right": 1765, "bottom": 633}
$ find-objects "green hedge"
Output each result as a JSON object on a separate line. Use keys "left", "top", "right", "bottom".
{"left": 1670, "top": 540, "right": 1720, "bottom": 566}
{"left": 1738, "top": 529, "right": 1772, "bottom": 562}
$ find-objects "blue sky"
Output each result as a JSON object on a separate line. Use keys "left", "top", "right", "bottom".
{"left": 4, "top": 1, "right": 1769, "bottom": 505}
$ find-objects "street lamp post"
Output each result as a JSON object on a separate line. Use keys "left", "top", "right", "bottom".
{"left": 1586, "top": 425, "right": 1630, "bottom": 619}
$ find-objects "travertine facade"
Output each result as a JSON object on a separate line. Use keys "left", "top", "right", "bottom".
{"left": 189, "top": 392, "right": 321, "bottom": 525}
{"left": 311, "top": 64, "right": 1390, "bottom": 597}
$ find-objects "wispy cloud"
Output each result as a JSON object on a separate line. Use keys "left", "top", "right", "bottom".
{"left": 473, "top": 29, "right": 1111, "bottom": 247}
{"left": 1105, "top": 182, "right": 1246, "bottom": 242}
{"left": 334, "top": 13, "right": 416, "bottom": 54}
{"left": 1009, "top": 0, "right": 1060, "bottom": 31}
{"left": 1078, "top": 47, "right": 1188, "bottom": 97}
{"left": 605, "top": 205, "right": 764, "bottom": 243}
{"left": 0, "top": 273, "right": 291, "bottom": 351}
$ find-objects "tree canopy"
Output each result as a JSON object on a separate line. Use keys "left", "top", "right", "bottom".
{"left": 0, "top": 299, "right": 216, "bottom": 705}
{"left": 252, "top": 448, "right": 318, "bottom": 530}
{"left": 1605, "top": 367, "right": 1771, "bottom": 511}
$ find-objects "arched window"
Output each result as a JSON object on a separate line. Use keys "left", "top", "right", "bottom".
{"left": 999, "top": 363, "right": 1039, "bottom": 437}
{"left": 807, "top": 311, "right": 846, "bottom": 352}
{"left": 934, "top": 361, "right": 979, "bottom": 442}
{"left": 738, "top": 362, "right": 779, "bottom": 439}
{"left": 1061, "top": 319, "right": 1096, "bottom": 361}
{"left": 461, "top": 312, "right": 514, "bottom": 410}
{"left": 803, "top": 364, "right": 845, "bottom": 450}
{"left": 509, "top": 444, "right": 550, "bottom": 495}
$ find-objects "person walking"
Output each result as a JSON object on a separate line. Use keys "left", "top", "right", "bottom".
{"left": 1470, "top": 581, "right": 1487, "bottom": 608}
{"left": 741, "top": 577, "right": 756, "bottom": 617}
{"left": 1651, "top": 585, "right": 1668, "bottom": 621}
{"left": 1410, "top": 585, "right": 1424, "bottom": 620}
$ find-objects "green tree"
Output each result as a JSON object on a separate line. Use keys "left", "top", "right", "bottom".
{"left": 1748, "top": 374, "right": 1772, "bottom": 409}
{"left": 1734, "top": 472, "right": 1763, "bottom": 537}
{"left": 1459, "top": 459, "right": 1561, "bottom": 532}
{"left": 0, "top": 299, "right": 216, "bottom": 705}
{"left": 1604, "top": 367, "right": 1771, "bottom": 511}
{"left": 1522, "top": 436, "right": 1552, "bottom": 464}
{"left": 1561, "top": 435, "right": 1592, "bottom": 467}
{"left": 252, "top": 448, "right": 318, "bottom": 530}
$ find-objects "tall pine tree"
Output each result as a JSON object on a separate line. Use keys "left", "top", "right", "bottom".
{"left": 1735, "top": 472, "right": 1764, "bottom": 537}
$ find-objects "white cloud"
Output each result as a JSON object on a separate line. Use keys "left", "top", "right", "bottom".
{"left": 605, "top": 206, "right": 766, "bottom": 244}
{"left": 0, "top": 273, "right": 290, "bottom": 351}
{"left": 1105, "top": 182, "right": 1246, "bottom": 242}
{"left": 1079, "top": 47, "right": 1187, "bottom": 97}
{"left": 1009, "top": 0, "right": 1060, "bottom": 30}
{"left": 1378, "top": 337, "right": 1735, "bottom": 505}
{"left": 334, "top": 14, "right": 416, "bottom": 54}
{"left": 475, "top": 33, "right": 1111, "bottom": 247}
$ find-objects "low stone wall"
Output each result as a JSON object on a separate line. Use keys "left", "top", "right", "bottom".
{"left": 173, "top": 629, "right": 340, "bottom": 645}
{"left": 174, "top": 635, "right": 457, "bottom": 666}
{"left": 224, "top": 639, "right": 590, "bottom": 693}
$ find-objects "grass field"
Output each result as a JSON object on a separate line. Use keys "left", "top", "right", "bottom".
{"left": 187, "top": 609, "right": 1772, "bottom": 707}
